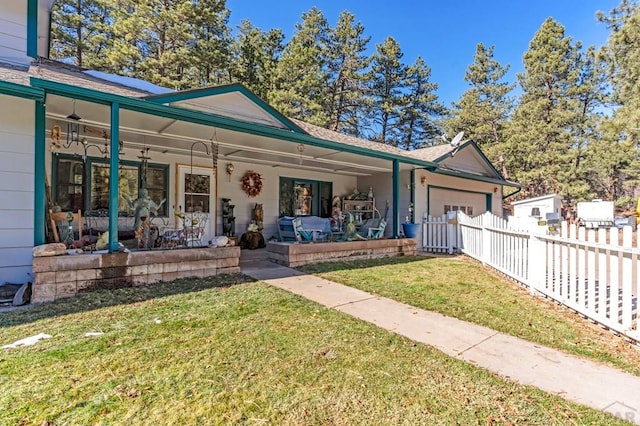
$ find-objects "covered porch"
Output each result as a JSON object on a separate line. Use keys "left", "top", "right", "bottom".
{"left": 24, "top": 76, "right": 436, "bottom": 301}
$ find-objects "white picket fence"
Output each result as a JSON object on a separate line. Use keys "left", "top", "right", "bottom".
{"left": 422, "top": 213, "right": 459, "bottom": 254}
{"left": 423, "top": 211, "right": 639, "bottom": 343}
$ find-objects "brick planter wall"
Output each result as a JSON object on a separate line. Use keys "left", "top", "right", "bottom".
{"left": 31, "top": 247, "right": 240, "bottom": 304}
{"left": 267, "top": 239, "right": 417, "bottom": 268}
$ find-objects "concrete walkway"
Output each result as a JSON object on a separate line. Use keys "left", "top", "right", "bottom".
{"left": 240, "top": 258, "right": 640, "bottom": 424}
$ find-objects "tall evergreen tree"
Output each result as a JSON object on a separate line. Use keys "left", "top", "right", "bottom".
{"left": 567, "top": 46, "right": 612, "bottom": 201}
{"left": 597, "top": 0, "right": 640, "bottom": 196}
{"left": 324, "top": 11, "right": 370, "bottom": 136}
{"left": 366, "top": 36, "right": 406, "bottom": 145}
{"left": 188, "top": 0, "right": 233, "bottom": 86}
{"left": 598, "top": 0, "right": 640, "bottom": 140}
{"left": 398, "top": 57, "right": 445, "bottom": 150}
{"left": 504, "top": 18, "right": 584, "bottom": 200}
{"left": 231, "top": 20, "right": 284, "bottom": 100}
{"left": 104, "top": 0, "right": 199, "bottom": 90}
{"left": 269, "top": 7, "right": 330, "bottom": 125}
{"left": 50, "top": 0, "right": 113, "bottom": 68}
{"left": 446, "top": 44, "right": 514, "bottom": 160}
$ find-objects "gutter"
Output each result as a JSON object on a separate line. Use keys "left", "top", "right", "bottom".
{"left": 502, "top": 186, "right": 522, "bottom": 200}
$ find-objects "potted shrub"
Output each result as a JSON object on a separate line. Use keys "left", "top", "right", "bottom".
{"left": 402, "top": 203, "right": 420, "bottom": 238}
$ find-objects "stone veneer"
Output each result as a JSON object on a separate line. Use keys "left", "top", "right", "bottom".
{"left": 31, "top": 246, "right": 241, "bottom": 303}
{"left": 267, "top": 238, "right": 417, "bottom": 268}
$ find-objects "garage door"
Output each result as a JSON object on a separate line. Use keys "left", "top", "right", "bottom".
{"left": 429, "top": 187, "right": 487, "bottom": 217}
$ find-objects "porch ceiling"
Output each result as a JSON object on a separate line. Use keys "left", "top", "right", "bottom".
{"left": 44, "top": 95, "right": 409, "bottom": 176}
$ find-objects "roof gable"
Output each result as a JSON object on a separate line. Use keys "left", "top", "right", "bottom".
{"left": 144, "top": 83, "right": 305, "bottom": 132}
{"left": 425, "top": 141, "right": 504, "bottom": 180}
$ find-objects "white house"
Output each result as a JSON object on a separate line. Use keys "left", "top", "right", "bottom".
{"left": 0, "top": 0, "right": 519, "bottom": 286}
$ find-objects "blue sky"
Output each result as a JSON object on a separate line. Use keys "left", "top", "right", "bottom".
{"left": 225, "top": 0, "right": 620, "bottom": 106}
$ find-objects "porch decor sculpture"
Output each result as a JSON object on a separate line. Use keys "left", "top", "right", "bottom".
{"left": 221, "top": 198, "right": 236, "bottom": 237}
{"left": 125, "top": 188, "right": 166, "bottom": 233}
{"left": 242, "top": 170, "right": 263, "bottom": 197}
{"left": 252, "top": 203, "right": 264, "bottom": 231}
{"left": 343, "top": 213, "right": 366, "bottom": 241}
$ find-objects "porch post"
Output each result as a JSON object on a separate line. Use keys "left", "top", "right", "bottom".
{"left": 108, "top": 102, "right": 120, "bottom": 253}
{"left": 409, "top": 168, "right": 416, "bottom": 220}
{"left": 34, "top": 99, "right": 46, "bottom": 246}
{"left": 392, "top": 159, "right": 400, "bottom": 238}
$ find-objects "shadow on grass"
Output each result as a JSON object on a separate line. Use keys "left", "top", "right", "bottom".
{"left": 0, "top": 273, "right": 257, "bottom": 328}
{"left": 296, "top": 254, "right": 448, "bottom": 274}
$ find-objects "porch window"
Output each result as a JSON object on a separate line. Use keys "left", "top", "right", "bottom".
{"left": 52, "top": 154, "right": 169, "bottom": 216}
{"left": 279, "top": 177, "right": 332, "bottom": 217}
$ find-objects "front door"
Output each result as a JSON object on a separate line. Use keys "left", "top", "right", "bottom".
{"left": 177, "top": 165, "right": 215, "bottom": 244}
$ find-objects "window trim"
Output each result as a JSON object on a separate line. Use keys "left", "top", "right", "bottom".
{"left": 278, "top": 176, "right": 332, "bottom": 218}
{"left": 52, "top": 154, "right": 170, "bottom": 216}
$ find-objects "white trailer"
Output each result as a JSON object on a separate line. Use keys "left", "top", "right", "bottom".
{"left": 576, "top": 200, "right": 614, "bottom": 228}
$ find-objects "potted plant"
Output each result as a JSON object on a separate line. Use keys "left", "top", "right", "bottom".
{"left": 402, "top": 203, "right": 420, "bottom": 238}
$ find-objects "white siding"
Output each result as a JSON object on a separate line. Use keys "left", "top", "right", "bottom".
{"left": 0, "top": 95, "right": 35, "bottom": 284}
{"left": 215, "top": 162, "right": 356, "bottom": 240}
{"left": 0, "top": 2, "right": 29, "bottom": 65}
{"left": 358, "top": 168, "right": 409, "bottom": 237}
{"left": 49, "top": 141, "right": 358, "bottom": 244}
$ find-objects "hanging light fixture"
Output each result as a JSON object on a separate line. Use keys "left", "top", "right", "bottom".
{"left": 226, "top": 162, "right": 234, "bottom": 182}
{"left": 62, "top": 100, "right": 82, "bottom": 148}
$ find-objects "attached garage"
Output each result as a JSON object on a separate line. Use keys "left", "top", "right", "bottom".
{"left": 428, "top": 186, "right": 490, "bottom": 217}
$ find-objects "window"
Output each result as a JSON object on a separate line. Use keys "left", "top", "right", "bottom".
{"left": 279, "top": 177, "right": 332, "bottom": 217}
{"left": 52, "top": 154, "right": 169, "bottom": 216}
{"left": 184, "top": 173, "right": 211, "bottom": 213}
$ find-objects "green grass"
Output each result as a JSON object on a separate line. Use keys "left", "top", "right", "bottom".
{"left": 298, "top": 255, "right": 640, "bottom": 377}
{"left": 0, "top": 274, "right": 629, "bottom": 424}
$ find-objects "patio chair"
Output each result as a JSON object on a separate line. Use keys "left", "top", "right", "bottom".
{"left": 293, "top": 217, "right": 314, "bottom": 242}
{"left": 277, "top": 216, "right": 297, "bottom": 242}
{"left": 49, "top": 209, "right": 82, "bottom": 244}
{"left": 184, "top": 212, "right": 208, "bottom": 247}
{"left": 367, "top": 218, "right": 387, "bottom": 239}
{"left": 356, "top": 217, "right": 387, "bottom": 239}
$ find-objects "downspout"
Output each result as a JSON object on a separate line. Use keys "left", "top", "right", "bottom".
{"left": 409, "top": 168, "right": 416, "bottom": 222}
{"left": 392, "top": 159, "right": 400, "bottom": 238}
{"left": 108, "top": 102, "right": 120, "bottom": 253}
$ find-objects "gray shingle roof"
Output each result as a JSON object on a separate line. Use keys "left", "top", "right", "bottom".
{"left": 0, "top": 62, "right": 30, "bottom": 85}
{"left": 31, "top": 59, "right": 150, "bottom": 97}
{"left": 411, "top": 144, "right": 456, "bottom": 162}
{"left": 292, "top": 118, "right": 456, "bottom": 163}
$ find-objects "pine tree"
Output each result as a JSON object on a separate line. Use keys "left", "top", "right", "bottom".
{"left": 324, "top": 11, "right": 370, "bottom": 136}
{"left": 269, "top": 7, "right": 330, "bottom": 125}
{"left": 189, "top": 0, "right": 233, "bottom": 87}
{"left": 50, "top": 0, "right": 113, "bottom": 69}
{"left": 398, "top": 56, "right": 446, "bottom": 150}
{"left": 446, "top": 44, "right": 514, "bottom": 160}
{"left": 597, "top": 0, "right": 640, "bottom": 197}
{"left": 504, "top": 18, "right": 584, "bottom": 199}
{"left": 366, "top": 36, "right": 406, "bottom": 145}
{"left": 231, "top": 20, "right": 284, "bottom": 100}
{"left": 567, "top": 46, "right": 611, "bottom": 201}
{"left": 598, "top": 0, "right": 640, "bottom": 142}
{"left": 104, "top": 0, "right": 200, "bottom": 90}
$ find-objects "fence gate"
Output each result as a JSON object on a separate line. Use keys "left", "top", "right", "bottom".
{"left": 422, "top": 212, "right": 460, "bottom": 254}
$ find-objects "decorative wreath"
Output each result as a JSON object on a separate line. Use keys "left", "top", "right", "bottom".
{"left": 241, "top": 170, "right": 263, "bottom": 197}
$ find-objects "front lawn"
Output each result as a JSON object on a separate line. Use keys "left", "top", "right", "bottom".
{"left": 0, "top": 275, "right": 627, "bottom": 424}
